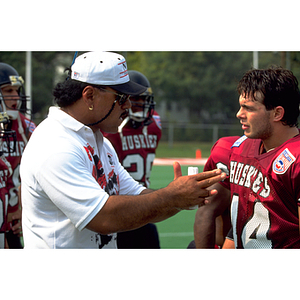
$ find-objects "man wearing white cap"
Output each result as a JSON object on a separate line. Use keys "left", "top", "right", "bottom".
{"left": 20, "top": 51, "right": 226, "bottom": 249}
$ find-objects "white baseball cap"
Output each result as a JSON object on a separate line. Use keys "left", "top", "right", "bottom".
{"left": 71, "top": 51, "right": 147, "bottom": 96}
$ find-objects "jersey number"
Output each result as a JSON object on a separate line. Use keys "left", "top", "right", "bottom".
{"left": 122, "top": 153, "right": 155, "bottom": 188}
{"left": 0, "top": 194, "right": 8, "bottom": 248}
{"left": 231, "top": 195, "right": 272, "bottom": 248}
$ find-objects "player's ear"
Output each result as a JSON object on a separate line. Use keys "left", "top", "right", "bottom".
{"left": 273, "top": 106, "right": 284, "bottom": 122}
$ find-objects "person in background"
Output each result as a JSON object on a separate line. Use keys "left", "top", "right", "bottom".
{"left": 0, "top": 63, "right": 36, "bottom": 248}
{"left": 192, "top": 136, "right": 239, "bottom": 248}
{"left": 0, "top": 97, "right": 18, "bottom": 248}
{"left": 103, "top": 70, "right": 162, "bottom": 248}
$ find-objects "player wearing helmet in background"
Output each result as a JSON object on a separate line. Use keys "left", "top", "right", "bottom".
{"left": 102, "top": 70, "right": 162, "bottom": 248}
{"left": 0, "top": 62, "right": 36, "bottom": 248}
{"left": 0, "top": 98, "right": 18, "bottom": 248}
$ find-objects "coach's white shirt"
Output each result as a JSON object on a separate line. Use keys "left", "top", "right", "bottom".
{"left": 20, "top": 106, "right": 145, "bottom": 249}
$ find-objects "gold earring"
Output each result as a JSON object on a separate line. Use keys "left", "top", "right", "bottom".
{"left": 89, "top": 105, "right": 94, "bottom": 111}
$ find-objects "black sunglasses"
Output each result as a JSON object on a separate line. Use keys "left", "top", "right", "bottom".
{"left": 96, "top": 87, "right": 130, "bottom": 106}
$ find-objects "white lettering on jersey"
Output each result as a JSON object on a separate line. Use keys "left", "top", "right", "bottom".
{"left": 121, "top": 134, "right": 157, "bottom": 151}
{"left": 0, "top": 170, "right": 8, "bottom": 188}
{"left": 1, "top": 141, "right": 25, "bottom": 157}
{"left": 230, "top": 161, "right": 270, "bottom": 198}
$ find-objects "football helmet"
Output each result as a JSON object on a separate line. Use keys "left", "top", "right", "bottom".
{"left": 0, "top": 62, "right": 28, "bottom": 119}
{"left": 127, "top": 70, "right": 155, "bottom": 128}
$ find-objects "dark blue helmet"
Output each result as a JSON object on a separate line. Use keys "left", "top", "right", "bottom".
{"left": 127, "top": 70, "right": 155, "bottom": 127}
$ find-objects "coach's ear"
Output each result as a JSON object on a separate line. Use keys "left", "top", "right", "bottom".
{"left": 273, "top": 106, "right": 284, "bottom": 122}
{"left": 82, "top": 86, "right": 95, "bottom": 110}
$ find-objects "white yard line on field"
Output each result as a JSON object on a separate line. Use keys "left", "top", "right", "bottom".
{"left": 159, "top": 232, "right": 194, "bottom": 237}
{"left": 153, "top": 158, "right": 207, "bottom": 166}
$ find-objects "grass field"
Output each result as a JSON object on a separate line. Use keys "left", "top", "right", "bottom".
{"left": 149, "top": 141, "right": 211, "bottom": 249}
{"left": 149, "top": 164, "right": 205, "bottom": 249}
{"left": 155, "top": 141, "right": 213, "bottom": 159}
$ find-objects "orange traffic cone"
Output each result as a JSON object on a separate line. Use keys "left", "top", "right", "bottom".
{"left": 196, "top": 149, "right": 202, "bottom": 159}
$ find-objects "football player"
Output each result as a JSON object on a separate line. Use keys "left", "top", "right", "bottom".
{"left": 0, "top": 63, "right": 36, "bottom": 248}
{"left": 102, "top": 70, "right": 162, "bottom": 248}
{"left": 0, "top": 97, "right": 17, "bottom": 248}
{"left": 193, "top": 136, "right": 240, "bottom": 248}
{"left": 225, "top": 67, "right": 300, "bottom": 248}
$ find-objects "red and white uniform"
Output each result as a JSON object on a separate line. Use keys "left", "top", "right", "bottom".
{"left": 103, "top": 111, "right": 162, "bottom": 188}
{"left": 203, "top": 136, "right": 240, "bottom": 249}
{"left": 229, "top": 133, "right": 300, "bottom": 248}
{"left": 0, "top": 156, "right": 12, "bottom": 248}
{"left": 204, "top": 136, "right": 240, "bottom": 189}
{"left": 3, "top": 113, "right": 36, "bottom": 212}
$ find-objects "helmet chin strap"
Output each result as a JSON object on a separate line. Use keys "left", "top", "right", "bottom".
{"left": 85, "top": 99, "right": 117, "bottom": 127}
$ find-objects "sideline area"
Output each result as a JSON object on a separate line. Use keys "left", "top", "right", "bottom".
{"left": 153, "top": 157, "right": 207, "bottom": 166}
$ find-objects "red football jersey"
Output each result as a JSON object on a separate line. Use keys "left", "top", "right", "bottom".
{"left": 3, "top": 113, "right": 36, "bottom": 211}
{"left": 0, "top": 156, "right": 12, "bottom": 248}
{"left": 103, "top": 112, "right": 162, "bottom": 188}
{"left": 229, "top": 133, "right": 300, "bottom": 248}
{"left": 204, "top": 136, "right": 240, "bottom": 189}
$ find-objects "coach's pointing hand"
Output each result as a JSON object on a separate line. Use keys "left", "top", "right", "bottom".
{"left": 170, "top": 162, "right": 226, "bottom": 209}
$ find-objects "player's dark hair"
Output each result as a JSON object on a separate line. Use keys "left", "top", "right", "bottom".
{"left": 237, "top": 66, "right": 300, "bottom": 127}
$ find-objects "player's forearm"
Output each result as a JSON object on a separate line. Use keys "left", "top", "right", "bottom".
{"left": 194, "top": 209, "right": 216, "bottom": 248}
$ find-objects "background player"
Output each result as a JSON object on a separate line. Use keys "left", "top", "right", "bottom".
{"left": 0, "top": 62, "right": 36, "bottom": 248}
{"left": 193, "top": 136, "right": 240, "bottom": 248}
{"left": 103, "top": 70, "right": 162, "bottom": 248}
{"left": 226, "top": 66, "right": 300, "bottom": 248}
{"left": 0, "top": 97, "right": 18, "bottom": 248}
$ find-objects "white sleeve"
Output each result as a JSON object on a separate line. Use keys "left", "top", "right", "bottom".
{"left": 36, "top": 148, "right": 108, "bottom": 231}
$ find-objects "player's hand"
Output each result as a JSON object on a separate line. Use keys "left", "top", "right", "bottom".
{"left": 169, "top": 163, "right": 226, "bottom": 209}
{"left": 10, "top": 210, "right": 22, "bottom": 236}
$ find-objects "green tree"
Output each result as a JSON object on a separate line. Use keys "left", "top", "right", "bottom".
{"left": 1, "top": 51, "right": 300, "bottom": 126}
{"left": 0, "top": 51, "right": 74, "bottom": 123}
{"left": 126, "top": 51, "right": 253, "bottom": 123}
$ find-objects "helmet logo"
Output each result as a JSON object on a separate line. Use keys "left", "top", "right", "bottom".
{"left": 9, "top": 75, "right": 24, "bottom": 86}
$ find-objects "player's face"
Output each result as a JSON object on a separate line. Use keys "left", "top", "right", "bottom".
{"left": 129, "top": 96, "right": 145, "bottom": 113}
{"left": 236, "top": 93, "right": 273, "bottom": 140}
{"left": 1, "top": 85, "right": 20, "bottom": 111}
{"left": 92, "top": 87, "right": 131, "bottom": 133}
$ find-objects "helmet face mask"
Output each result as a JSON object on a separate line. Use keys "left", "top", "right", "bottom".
{"left": 1, "top": 84, "right": 22, "bottom": 108}
{"left": 0, "top": 63, "right": 29, "bottom": 118}
{"left": 127, "top": 71, "right": 155, "bottom": 128}
{"left": 0, "top": 98, "right": 16, "bottom": 155}
{"left": 128, "top": 93, "right": 155, "bottom": 126}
